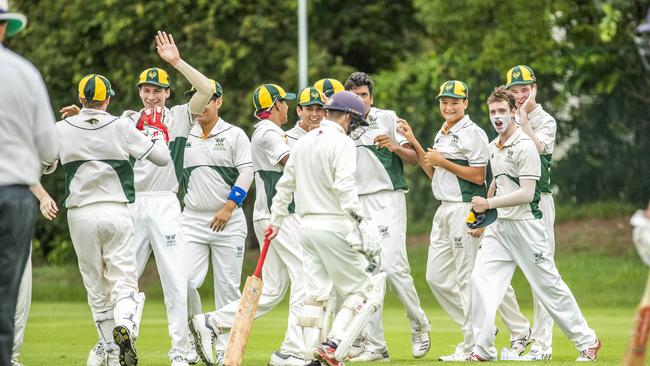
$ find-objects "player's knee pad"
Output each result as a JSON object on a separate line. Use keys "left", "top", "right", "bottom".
{"left": 114, "top": 292, "right": 145, "bottom": 339}
{"left": 297, "top": 297, "right": 325, "bottom": 328}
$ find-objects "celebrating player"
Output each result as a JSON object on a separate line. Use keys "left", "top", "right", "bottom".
{"left": 54, "top": 74, "right": 171, "bottom": 366}
{"left": 468, "top": 86, "right": 600, "bottom": 361}
{"left": 267, "top": 90, "right": 386, "bottom": 366}
{"left": 343, "top": 72, "right": 430, "bottom": 362}
{"left": 287, "top": 85, "right": 327, "bottom": 141}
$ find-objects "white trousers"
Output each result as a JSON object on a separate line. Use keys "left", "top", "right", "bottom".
{"left": 12, "top": 250, "right": 31, "bottom": 363}
{"left": 182, "top": 208, "right": 246, "bottom": 351}
{"left": 499, "top": 193, "right": 556, "bottom": 350}
{"left": 426, "top": 202, "right": 480, "bottom": 353}
{"left": 130, "top": 192, "right": 188, "bottom": 358}
{"left": 470, "top": 219, "right": 596, "bottom": 360}
{"left": 68, "top": 203, "right": 141, "bottom": 337}
{"left": 361, "top": 191, "right": 429, "bottom": 353}
{"left": 208, "top": 215, "right": 305, "bottom": 357}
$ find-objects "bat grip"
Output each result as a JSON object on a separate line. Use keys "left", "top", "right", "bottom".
{"left": 253, "top": 235, "right": 271, "bottom": 278}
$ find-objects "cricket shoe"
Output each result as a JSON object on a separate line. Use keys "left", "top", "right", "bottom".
{"left": 215, "top": 351, "right": 225, "bottom": 366}
{"left": 468, "top": 352, "right": 496, "bottom": 362}
{"left": 348, "top": 349, "right": 390, "bottom": 362}
{"left": 521, "top": 348, "right": 552, "bottom": 361}
{"left": 508, "top": 328, "right": 532, "bottom": 355}
{"left": 576, "top": 338, "right": 602, "bottom": 362}
{"left": 305, "top": 360, "right": 322, "bottom": 366}
{"left": 315, "top": 341, "right": 343, "bottom": 366}
{"left": 346, "top": 335, "right": 366, "bottom": 359}
{"left": 438, "top": 352, "right": 469, "bottom": 362}
{"left": 87, "top": 340, "right": 107, "bottom": 366}
{"left": 188, "top": 314, "right": 216, "bottom": 366}
{"left": 268, "top": 350, "right": 308, "bottom": 366}
{"left": 185, "top": 334, "right": 200, "bottom": 364}
{"left": 171, "top": 355, "right": 189, "bottom": 366}
{"left": 113, "top": 325, "right": 138, "bottom": 366}
{"left": 411, "top": 329, "right": 430, "bottom": 358}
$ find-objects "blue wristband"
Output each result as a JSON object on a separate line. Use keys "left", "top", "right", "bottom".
{"left": 228, "top": 185, "right": 247, "bottom": 207}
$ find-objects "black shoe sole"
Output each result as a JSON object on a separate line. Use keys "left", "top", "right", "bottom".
{"left": 188, "top": 318, "right": 215, "bottom": 366}
{"left": 113, "top": 325, "right": 138, "bottom": 366}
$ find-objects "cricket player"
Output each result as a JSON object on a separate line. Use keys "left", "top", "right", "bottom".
{"left": 498, "top": 65, "right": 558, "bottom": 360}
{"left": 188, "top": 85, "right": 323, "bottom": 366}
{"left": 182, "top": 80, "right": 254, "bottom": 366}
{"left": 343, "top": 72, "right": 430, "bottom": 362}
{"left": 54, "top": 73, "right": 171, "bottom": 366}
{"left": 468, "top": 86, "right": 601, "bottom": 362}
{"left": 267, "top": 90, "right": 387, "bottom": 366}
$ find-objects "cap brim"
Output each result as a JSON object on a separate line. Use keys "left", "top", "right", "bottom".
{"left": 506, "top": 80, "right": 535, "bottom": 88}
{"left": 137, "top": 81, "right": 170, "bottom": 89}
{"left": 435, "top": 93, "right": 466, "bottom": 99}
{"left": 466, "top": 208, "right": 498, "bottom": 229}
{"left": 299, "top": 101, "right": 324, "bottom": 106}
{"left": 281, "top": 92, "right": 297, "bottom": 101}
{"left": 2, "top": 15, "right": 27, "bottom": 37}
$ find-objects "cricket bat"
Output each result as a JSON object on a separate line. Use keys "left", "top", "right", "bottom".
{"left": 622, "top": 272, "right": 650, "bottom": 366}
{"left": 224, "top": 235, "right": 271, "bottom": 366}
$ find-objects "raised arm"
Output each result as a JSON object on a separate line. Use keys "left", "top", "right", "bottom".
{"left": 396, "top": 119, "right": 433, "bottom": 179}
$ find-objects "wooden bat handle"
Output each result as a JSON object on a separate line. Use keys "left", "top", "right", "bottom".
{"left": 253, "top": 235, "right": 271, "bottom": 278}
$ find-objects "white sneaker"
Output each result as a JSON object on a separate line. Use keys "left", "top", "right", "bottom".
{"left": 576, "top": 338, "right": 601, "bottom": 362}
{"left": 215, "top": 351, "right": 225, "bottom": 366}
{"left": 188, "top": 314, "right": 216, "bottom": 366}
{"left": 347, "top": 335, "right": 366, "bottom": 359}
{"left": 87, "top": 341, "right": 107, "bottom": 366}
{"left": 438, "top": 352, "right": 469, "bottom": 362}
{"left": 171, "top": 355, "right": 189, "bottom": 366}
{"left": 348, "top": 350, "right": 390, "bottom": 362}
{"left": 185, "top": 335, "right": 200, "bottom": 364}
{"left": 411, "top": 329, "right": 430, "bottom": 358}
{"left": 509, "top": 329, "right": 532, "bottom": 355}
{"left": 522, "top": 348, "right": 552, "bottom": 361}
{"left": 268, "top": 350, "right": 308, "bottom": 366}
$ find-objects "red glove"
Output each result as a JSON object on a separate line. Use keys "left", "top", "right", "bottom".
{"left": 137, "top": 106, "right": 169, "bottom": 143}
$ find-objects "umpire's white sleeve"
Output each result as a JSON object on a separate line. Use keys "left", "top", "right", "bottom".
{"left": 270, "top": 153, "right": 296, "bottom": 228}
{"left": 332, "top": 137, "right": 365, "bottom": 222}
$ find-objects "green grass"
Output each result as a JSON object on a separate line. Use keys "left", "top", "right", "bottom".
{"left": 20, "top": 216, "right": 648, "bottom": 365}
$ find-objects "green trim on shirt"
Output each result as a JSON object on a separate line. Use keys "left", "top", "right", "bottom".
{"left": 448, "top": 159, "right": 487, "bottom": 202}
{"left": 183, "top": 165, "right": 239, "bottom": 192}
{"left": 361, "top": 145, "right": 408, "bottom": 191}
{"left": 62, "top": 159, "right": 136, "bottom": 203}
{"left": 540, "top": 154, "right": 552, "bottom": 193}
{"left": 258, "top": 170, "right": 295, "bottom": 214}
{"left": 169, "top": 136, "right": 187, "bottom": 184}
{"left": 494, "top": 173, "right": 543, "bottom": 219}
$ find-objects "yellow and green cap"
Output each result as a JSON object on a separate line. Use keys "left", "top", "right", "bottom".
{"left": 137, "top": 67, "right": 171, "bottom": 88}
{"left": 252, "top": 83, "right": 296, "bottom": 114}
{"left": 436, "top": 80, "right": 469, "bottom": 99}
{"left": 78, "top": 74, "right": 115, "bottom": 102}
{"left": 313, "top": 78, "right": 344, "bottom": 97}
{"left": 506, "top": 65, "right": 536, "bottom": 88}
{"left": 298, "top": 86, "right": 325, "bottom": 106}
{"left": 184, "top": 79, "right": 223, "bottom": 98}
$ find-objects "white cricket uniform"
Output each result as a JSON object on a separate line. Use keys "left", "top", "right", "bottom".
{"left": 352, "top": 107, "right": 429, "bottom": 353}
{"left": 11, "top": 250, "right": 31, "bottom": 364}
{"left": 56, "top": 108, "right": 161, "bottom": 354}
{"left": 500, "top": 105, "right": 558, "bottom": 351}
{"left": 181, "top": 118, "right": 251, "bottom": 350}
{"left": 122, "top": 105, "right": 193, "bottom": 359}
{"left": 426, "top": 115, "right": 489, "bottom": 354}
{"left": 211, "top": 119, "right": 306, "bottom": 358}
{"left": 470, "top": 128, "right": 596, "bottom": 360}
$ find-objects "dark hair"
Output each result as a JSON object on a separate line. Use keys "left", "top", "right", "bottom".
{"left": 487, "top": 85, "right": 516, "bottom": 110}
{"left": 344, "top": 72, "right": 374, "bottom": 95}
{"left": 81, "top": 98, "right": 105, "bottom": 109}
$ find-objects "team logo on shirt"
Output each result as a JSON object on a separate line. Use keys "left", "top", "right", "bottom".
{"left": 185, "top": 141, "right": 193, "bottom": 148}
{"left": 85, "top": 118, "right": 99, "bottom": 125}
{"left": 379, "top": 225, "right": 390, "bottom": 239}
{"left": 165, "top": 234, "right": 177, "bottom": 247}
{"left": 367, "top": 115, "right": 379, "bottom": 129}
{"left": 213, "top": 137, "right": 226, "bottom": 150}
{"left": 235, "top": 246, "right": 244, "bottom": 258}
{"left": 533, "top": 251, "right": 546, "bottom": 264}
{"left": 506, "top": 149, "right": 514, "bottom": 161}
{"left": 454, "top": 236, "right": 463, "bottom": 248}
{"left": 451, "top": 134, "right": 460, "bottom": 145}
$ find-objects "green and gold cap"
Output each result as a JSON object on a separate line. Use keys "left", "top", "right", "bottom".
{"left": 137, "top": 67, "right": 171, "bottom": 88}
{"left": 313, "top": 78, "right": 344, "bottom": 97}
{"left": 436, "top": 80, "right": 469, "bottom": 99}
{"left": 78, "top": 74, "right": 115, "bottom": 102}
{"left": 184, "top": 79, "right": 223, "bottom": 98}
{"left": 252, "top": 84, "right": 296, "bottom": 114}
{"left": 506, "top": 65, "right": 536, "bottom": 88}
{"left": 298, "top": 86, "right": 325, "bottom": 106}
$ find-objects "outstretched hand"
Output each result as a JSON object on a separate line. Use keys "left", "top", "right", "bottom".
{"left": 155, "top": 30, "right": 181, "bottom": 66}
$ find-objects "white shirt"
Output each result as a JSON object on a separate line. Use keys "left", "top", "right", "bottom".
{"left": 270, "top": 119, "right": 364, "bottom": 227}
{"left": 431, "top": 115, "right": 490, "bottom": 202}
{"left": 489, "top": 128, "right": 542, "bottom": 220}
{"left": 182, "top": 118, "right": 252, "bottom": 212}
{"left": 56, "top": 109, "right": 156, "bottom": 208}
{"left": 286, "top": 122, "right": 309, "bottom": 149}
{"left": 251, "top": 119, "right": 292, "bottom": 221}
{"left": 121, "top": 104, "right": 194, "bottom": 193}
{"left": 526, "top": 104, "right": 556, "bottom": 193}
{"left": 351, "top": 107, "right": 409, "bottom": 195}
{"left": 0, "top": 45, "right": 59, "bottom": 185}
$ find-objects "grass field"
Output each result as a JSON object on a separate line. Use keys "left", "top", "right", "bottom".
{"left": 19, "top": 215, "right": 648, "bottom": 365}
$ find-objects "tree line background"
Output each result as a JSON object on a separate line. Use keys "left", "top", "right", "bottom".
{"left": 6, "top": 0, "right": 649, "bottom": 264}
